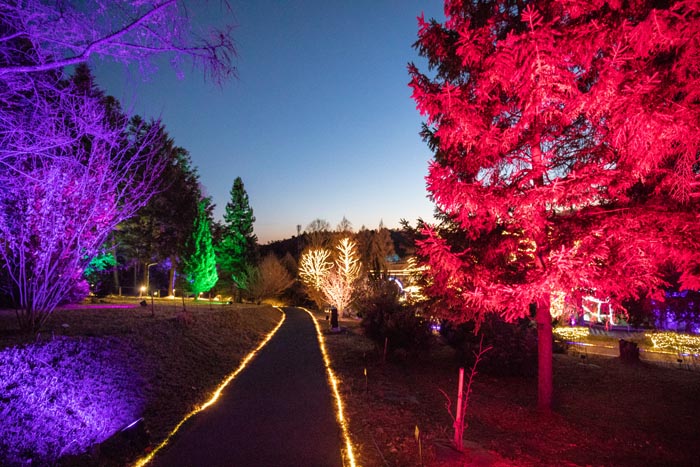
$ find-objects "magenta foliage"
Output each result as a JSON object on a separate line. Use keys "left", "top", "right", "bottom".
{"left": 0, "top": 337, "right": 145, "bottom": 466}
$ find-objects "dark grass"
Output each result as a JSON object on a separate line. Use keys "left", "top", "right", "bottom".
{"left": 321, "top": 316, "right": 700, "bottom": 467}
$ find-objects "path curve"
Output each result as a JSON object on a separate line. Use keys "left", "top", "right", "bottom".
{"left": 148, "top": 307, "right": 344, "bottom": 467}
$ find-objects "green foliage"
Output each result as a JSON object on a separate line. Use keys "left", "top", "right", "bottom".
{"left": 83, "top": 247, "right": 118, "bottom": 297}
{"left": 358, "top": 280, "right": 432, "bottom": 354}
{"left": 441, "top": 315, "right": 538, "bottom": 377}
{"left": 217, "top": 177, "right": 257, "bottom": 297}
{"left": 182, "top": 200, "right": 218, "bottom": 297}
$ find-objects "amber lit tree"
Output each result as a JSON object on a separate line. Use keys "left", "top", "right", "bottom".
{"left": 246, "top": 254, "right": 294, "bottom": 304}
{"left": 299, "top": 247, "right": 333, "bottom": 308}
{"left": 322, "top": 238, "right": 361, "bottom": 315}
{"left": 410, "top": 0, "right": 700, "bottom": 410}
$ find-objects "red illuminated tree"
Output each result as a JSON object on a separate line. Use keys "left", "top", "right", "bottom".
{"left": 410, "top": 1, "right": 700, "bottom": 410}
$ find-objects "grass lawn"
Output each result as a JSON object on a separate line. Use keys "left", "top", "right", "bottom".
{"left": 0, "top": 298, "right": 281, "bottom": 466}
{"left": 320, "top": 315, "right": 700, "bottom": 467}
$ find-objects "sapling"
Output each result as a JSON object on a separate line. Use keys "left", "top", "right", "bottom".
{"left": 439, "top": 334, "right": 492, "bottom": 451}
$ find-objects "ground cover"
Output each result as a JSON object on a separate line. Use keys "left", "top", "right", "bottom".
{"left": 321, "top": 315, "right": 700, "bottom": 467}
{"left": 0, "top": 299, "right": 281, "bottom": 466}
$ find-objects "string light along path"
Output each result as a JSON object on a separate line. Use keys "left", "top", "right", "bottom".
{"left": 145, "top": 307, "right": 354, "bottom": 467}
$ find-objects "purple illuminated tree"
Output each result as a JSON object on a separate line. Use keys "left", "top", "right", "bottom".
{"left": 0, "top": 1, "right": 236, "bottom": 332}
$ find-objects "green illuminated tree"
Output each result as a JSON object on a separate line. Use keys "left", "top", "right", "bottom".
{"left": 182, "top": 200, "right": 218, "bottom": 298}
{"left": 217, "top": 177, "right": 257, "bottom": 301}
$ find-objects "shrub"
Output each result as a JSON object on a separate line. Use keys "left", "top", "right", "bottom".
{"left": 441, "top": 315, "right": 538, "bottom": 376}
{"left": 358, "top": 280, "right": 432, "bottom": 354}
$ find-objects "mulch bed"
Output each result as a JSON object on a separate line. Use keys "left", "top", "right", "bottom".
{"left": 321, "top": 316, "right": 700, "bottom": 467}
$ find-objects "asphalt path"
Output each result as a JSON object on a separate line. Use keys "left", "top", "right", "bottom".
{"left": 149, "top": 307, "right": 344, "bottom": 467}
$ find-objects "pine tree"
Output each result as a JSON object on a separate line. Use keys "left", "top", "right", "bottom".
{"left": 410, "top": 0, "right": 700, "bottom": 410}
{"left": 217, "top": 177, "right": 257, "bottom": 301}
{"left": 182, "top": 200, "right": 218, "bottom": 298}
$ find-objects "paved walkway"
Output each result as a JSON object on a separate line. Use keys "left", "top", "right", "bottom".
{"left": 150, "top": 307, "right": 344, "bottom": 467}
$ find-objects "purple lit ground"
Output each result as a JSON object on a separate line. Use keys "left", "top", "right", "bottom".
{"left": 0, "top": 337, "right": 145, "bottom": 465}
{"left": 0, "top": 300, "right": 282, "bottom": 466}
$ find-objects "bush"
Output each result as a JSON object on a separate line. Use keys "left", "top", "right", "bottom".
{"left": 441, "top": 315, "right": 538, "bottom": 376}
{"left": 358, "top": 280, "right": 432, "bottom": 354}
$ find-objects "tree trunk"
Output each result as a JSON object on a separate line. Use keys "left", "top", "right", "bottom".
{"left": 536, "top": 295, "right": 553, "bottom": 412}
{"left": 168, "top": 256, "right": 177, "bottom": 296}
{"left": 111, "top": 241, "right": 120, "bottom": 294}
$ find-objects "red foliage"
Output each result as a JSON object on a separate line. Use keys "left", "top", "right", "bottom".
{"left": 411, "top": 0, "right": 700, "bottom": 324}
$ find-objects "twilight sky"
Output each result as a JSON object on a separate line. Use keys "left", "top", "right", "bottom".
{"left": 95, "top": 1, "right": 444, "bottom": 244}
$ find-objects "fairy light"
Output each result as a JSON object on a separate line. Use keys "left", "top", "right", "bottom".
{"left": 553, "top": 326, "right": 590, "bottom": 341}
{"left": 646, "top": 331, "right": 700, "bottom": 356}
{"left": 132, "top": 308, "right": 286, "bottom": 467}
{"left": 301, "top": 307, "right": 358, "bottom": 467}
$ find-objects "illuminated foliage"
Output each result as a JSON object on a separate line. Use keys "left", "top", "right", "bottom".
{"left": 322, "top": 238, "right": 362, "bottom": 313}
{"left": 0, "top": 338, "right": 145, "bottom": 466}
{"left": 410, "top": 1, "right": 700, "bottom": 409}
{"left": 182, "top": 200, "right": 218, "bottom": 297}
{"left": 646, "top": 331, "right": 700, "bottom": 356}
{"left": 217, "top": 177, "right": 257, "bottom": 300}
{"left": 552, "top": 326, "right": 591, "bottom": 342}
{"left": 299, "top": 247, "right": 333, "bottom": 308}
{"left": 0, "top": 1, "right": 236, "bottom": 332}
{"left": 321, "top": 271, "right": 355, "bottom": 315}
{"left": 300, "top": 238, "right": 362, "bottom": 313}
{"left": 335, "top": 238, "right": 361, "bottom": 286}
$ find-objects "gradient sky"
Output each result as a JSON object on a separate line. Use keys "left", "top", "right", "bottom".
{"left": 95, "top": 1, "right": 444, "bottom": 244}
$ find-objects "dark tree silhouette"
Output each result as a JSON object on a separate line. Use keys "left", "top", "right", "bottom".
{"left": 217, "top": 177, "right": 257, "bottom": 301}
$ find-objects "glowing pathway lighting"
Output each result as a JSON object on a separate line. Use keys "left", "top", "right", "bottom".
{"left": 302, "top": 307, "right": 358, "bottom": 467}
{"left": 132, "top": 308, "right": 286, "bottom": 467}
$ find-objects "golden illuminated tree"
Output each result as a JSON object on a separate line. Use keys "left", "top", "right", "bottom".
{"left": 299, "top": 247, "right": 332, "bottom": 308}
{"left": 324, "top": 237, "right": 361, "bottom": 315}
{"left": 335, "top": 237, "right": 361, "bottom": 286}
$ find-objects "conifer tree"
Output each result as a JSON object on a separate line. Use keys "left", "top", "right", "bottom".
{"left": 217, "top": 177, "right": 257, "bottom": 301}
{"left": 410, "top": 0, "right": 700, "bottom": 410}
{"left": 182, "top": 200, "right": 218, "bottom": 298}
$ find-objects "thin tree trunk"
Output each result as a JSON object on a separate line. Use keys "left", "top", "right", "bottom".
{"left": 110, "top": 234, "right": 119, "bottom": 294}
{"left": 168, "top": 256, "right": 176, "bottom": 296}
{"left": 536, "top": 295, "right": 553, "bottom": 412}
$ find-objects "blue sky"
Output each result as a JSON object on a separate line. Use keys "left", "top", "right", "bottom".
{"left": 95, "top": 1, "right": 444, "bottom": 243}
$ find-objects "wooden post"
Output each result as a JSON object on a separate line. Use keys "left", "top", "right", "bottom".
{"left": 383, "top": 337, "right": 388, "bottom": 363}
{"left": 454, "top": 367, "right": 465, "bottom": 450}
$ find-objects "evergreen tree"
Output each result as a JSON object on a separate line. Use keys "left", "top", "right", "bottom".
{"left": 217, "top": 177, "right": 257, "bottom": 301}
{"left": 182, "top": 200, "right": 218, "bottom": 298}
{"left": 410, "top": 0, "right": 700, "bottom": 410}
